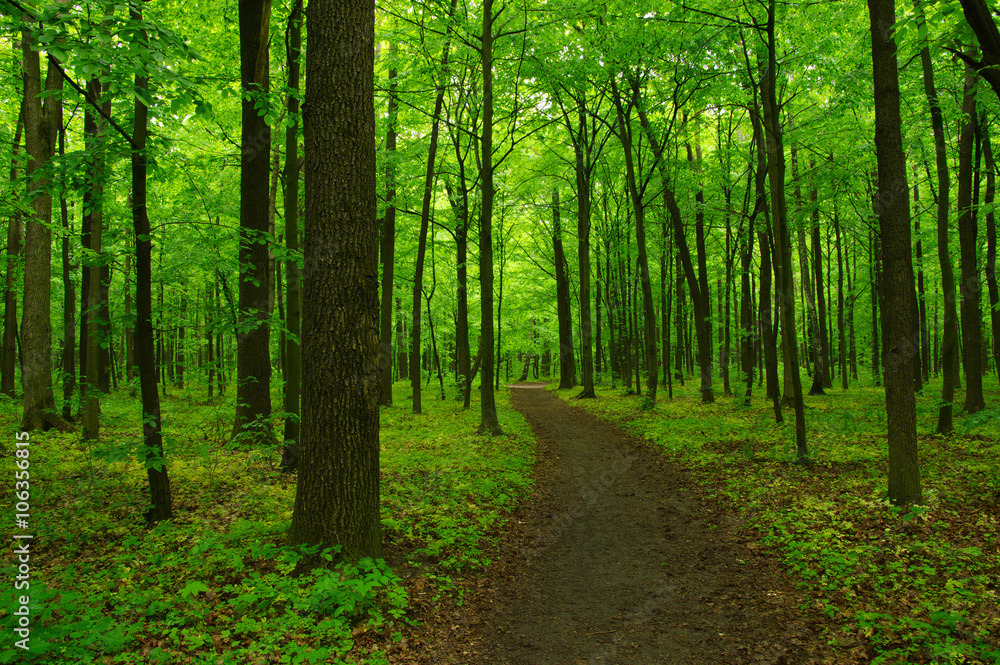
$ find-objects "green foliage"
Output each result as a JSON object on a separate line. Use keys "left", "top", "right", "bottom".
{"left": 556, "top": 377, "right": 1000, "bottom": 664}
{"left": 0, "top": 382, "right": 535, "bottom": 664}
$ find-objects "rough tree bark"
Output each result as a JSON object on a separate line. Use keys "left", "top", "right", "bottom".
{"left": 868, "top": 0, "right": 923, "bottom": 505}
{"left": 288, "top": 0, "right": 382, "bottom": 564}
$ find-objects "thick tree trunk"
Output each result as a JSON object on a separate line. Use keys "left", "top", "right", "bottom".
{"left": 868, "top": 0, "right": 923, "bottom": 505}
{"left": 20, "top": 18, "right": 71, "bottom": 432}
{"left": 957, "top": 64, "right": 986, "bottom": 413}
{"left": 288, "top": 0, "right": 382, "bottom": 563}
{"left": 552, "top": 189, "right": 576, "bottom": 389}
{"left": 232, "top": 0, "right": 274, "bottom": 445}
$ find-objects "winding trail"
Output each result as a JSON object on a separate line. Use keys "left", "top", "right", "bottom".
{"left": 419, "top": 385, "right": 825, "bottom": 665}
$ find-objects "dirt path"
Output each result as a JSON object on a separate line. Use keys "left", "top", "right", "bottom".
{"left": 413, "top": 385, "right": 829, "bottom": 665}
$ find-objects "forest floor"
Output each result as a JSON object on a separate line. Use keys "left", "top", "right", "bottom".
{"left": 408, "top": 384, "right": 836, "bottom": 665}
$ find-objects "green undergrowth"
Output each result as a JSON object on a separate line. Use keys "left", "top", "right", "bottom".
{"left": 0, "top": 381, "right": 535, "bottom": 664}
{"left": 555, "top": 375, "right": 1000, "bottom": 665}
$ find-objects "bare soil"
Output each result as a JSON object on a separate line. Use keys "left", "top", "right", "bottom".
{"left": 395, "top": 385, "right": 836, "bottom": 664}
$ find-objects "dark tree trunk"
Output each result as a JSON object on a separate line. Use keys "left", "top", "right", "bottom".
{"left": 281, "top": 1, "right": 303, "bottom": 470}
{"left": 2, "top": 100, "right": 22, "bottom": 399}
{"left": 288, "top": 0, "right": 382, "bottom": 563}
{"left": 412, "top": 15, "right": 454, "bottom": 414}
{"left": 957, "top": 64, "right": 986, "bottom": 413}
{"left": 913, "top": 168, "right": 931, "bottom": 384}
{"left": 552, "top": 189, "right": 576, "bottom": 389}
{"left": 984, "top": 123, "right": 1000, "bottom": 384}
{"left": 378, "top": 44, "right": 397, "bottom": 407}
{"left": 916, "top": 0, "right": 959, "bottom": 433}
{"left": 833, "top": 206, "right": 848, "bottom": 389}
{"left": 810, "top": 165, "right": 832, "bottom": 389}
{"left": 575, "top": 105, "right": 597, "bottom": 398}
{"left": 762, "top": 0, "right": 805, "bottom": 458}
{"left": 868, "top": 0, "right": 923, "bottom": 505}
{"left": 477, "top": 0, "right": 501, "bottom": 434}
{"left": 131, "top": 3, "right": 172, "bottom": 523}
{"left": 232, "top": 0, "right": 274, "bottom": 445}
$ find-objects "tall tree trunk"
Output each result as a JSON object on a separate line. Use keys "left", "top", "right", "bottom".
{"left": 59, "top": 117, "right": 75, "bottom": 420}
{"left": 552, "top": 189, "right": 576, "bottom": 389}
{"left": 20, "top": 16, "right": 71, "bottom": 432}
{"left": 2, "top": 99, "right": 23, "bottom": 400}
{"left": 82, "top": 81, "right": 106, "bottom": 440}
{"left": 288, "top": 0, "right": 382, "bottom": 563}
{"left": 611, "top": 77, "right": 657, "bottom": 405}
{"left": 810, "top": 164, "right": 832, "bottom": 389}
{"left": 477, "top": 0, "right": 501, "bottom": 434}
{"left": 984, "top": 123, "right": 1000, "bottom": 384}
{"left": 916, "top": 0, "right": 959, "bottom": 433}
{"left": 868, "top": 0, "right": 923, "bottom": 505}
{"left": 575, "top": 105, "right": 597, "bottom": 398}
{"left": 232, "top": 0, "right": 274, "bottom": 445}
{"left": 281, "top": 1, "right": 302, "bottom": 469}
{"left": 957, "top": 63, "right": 986, "bottom": 413}
{"left": 762, "top": 0, "right": 805, "bottom": 457}
{"left": 913, "top": 167, "right": 931, "bottom": 384}
{"left": 411, "top": 18, "right": 454, "bottom": 415}
{"left": 833, "top": 204, "right": 848, "bottom": 389}
{"left": 378, "top": 40, "right": 397, "bottom": 407}
{"left": 131, "top": 2, "right": 173, "bottom": 523}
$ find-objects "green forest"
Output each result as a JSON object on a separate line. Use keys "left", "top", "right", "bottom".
{"left": 0, "top": 0, "right": 999, "bottom": 662}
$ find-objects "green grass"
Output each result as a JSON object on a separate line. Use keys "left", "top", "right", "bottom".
{"left": 0, "top": 380, "right": 536, "bottom": 664}
{"left": 553, "top": 372, "right": 1000, "bottom": 664}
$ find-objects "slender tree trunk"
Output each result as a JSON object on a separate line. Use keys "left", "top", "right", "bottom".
{"left": 575, "top": 106, "right": 597, "bottom": 398}
{"left": 378, "top": 41, "right": 397, "bottom": 407}
{"left": 412, "top": 19, "right": 454, "bottom": 415}
{"left": 868, "top": 0, "right": 923, "bottom": 505}
{"left": 58, "top": 119, "right": 75, "bottom": 420}
{"left": 553, "top": 189, "right": 576, "bottom": 388}
{"left": 810, "top": 164, "right": 832, "bottom": 389}
{"left": 957, "top": 63, "right": 986, "bottom": 413}
{"left": 478, "top": 0, "right": 501, "bottom": 434}
{"left": 280, "top": 0, "right": 302, "bottom": 469}
{"left": 984, "top": 123, "right": 1000, "bottom": 384}
{"left": 288, "top": 0, "right": 382, "bottom": 563}
{"left": 914, "top": 167, "right": 931, "bottom": 384}
{"left": 2, "top": 100, "right": 23, "bottom": 400}
{"left": 916, "top": 0, "right": 959, "bottom": 433}
{"left": 834, "top": 205, "right": 848, "bottom": 389}
{"left": 131, "top": 2, "right": 172, "bottom": 522}
{"left": 762, "top": 0, "right": 805, "bottom": 457}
